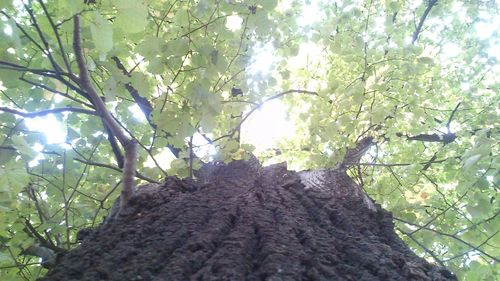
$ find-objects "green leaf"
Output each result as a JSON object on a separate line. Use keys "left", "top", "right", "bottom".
{"left": 466, "top": 205, "right": 483, "bottom": 218}
{"left": 0, "top": 148, "right": 16, "bottom": 165}
{"left": 114, "top": 0, "right": 148, "bottom": 34}
{"left": 223, "top": 139, "right": 239, "bottom": 153}
{"left": 0, "top": 251, "right": 11, "bottom": 262}
{"left": 165, "top": 38, "right": 190, "bottom": 56}
{"left": 103, "top": 76, "right": 117, "bottom": 101}
{"left": 136, "top": 36, "right": 164, "bottom": 60}
{"left": 0, "top": 160, "right": 29, "bottom": 194}
{"left": 463, "top": 154, "right": 482, "bottom": 171}
{"left": 11, "top": 135, "right": 37, "bottom": 160}
{"left": 0, "top": 68, "right": 20, "bottom": 88}
{"left": 0, "top": 0, "right": 13, "bottom": 9}
{"left": 170, "top": 158, "right": 186, "bottom": 170}
{"left": 417, "top": 57, "right": 434, "bottom": 65}
{"left": 261, "top": 0, "right": 278, "bottom": 10}
{"left": 476, "top": 177, "right": 490, "bottom": 190}
{"left": 90, "top": 12, "right": 113, "bottom": 55}
{"left": 168, "top": 158, "right": 188, "bottom": 176}
{"left": 199, "top": 113, "right": 216, "bottom": 132}
{"left": 241, "top": 143, "right": 255, "bottom": 153}
{"left": 130, "top": 72, "right": 150, "bottom": 95}
{"left": 147, "top": 59, "right": 165, "bottom": 74}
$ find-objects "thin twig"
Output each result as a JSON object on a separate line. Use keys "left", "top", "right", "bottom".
{"left": 22, "top": 2, "right": 62, "bottom": 72}
{"left": 0, "top": 10, "right": 46, "bottom": 56}
{"left": 0, "top": 106, "right": 97, "bottom": 118}
{"left": 230, "top": 89, "right": 318, "bottom": 138}
{"left": 359, "top": 158, "right": 447, "bottom": 167}
{"left": 73, "top": 158, "right": 158, "bottom": 184}
{"left": 19, "top": 77, "right": 93, "bottom": 107}
{"left": 37, "top": 0, "right": 72, "bottom": 74}
{"left": 91, "top": 180, "right": 121, "bottom": 226}
{"left": 395, "top": 217, "right": 499, "bottom": 262}
{"left": 0, "top": 60, "right": 60, "bottom": 76}
{"left": 24, "top": 219, "right": 65, "bottom": 253}
{"left": 396, "top": 227, "right": 446, "bottom": 267}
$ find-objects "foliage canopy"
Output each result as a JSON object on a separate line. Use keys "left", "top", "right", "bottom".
{"left": 0, "top": 0, "right": 498, "bottom": 280}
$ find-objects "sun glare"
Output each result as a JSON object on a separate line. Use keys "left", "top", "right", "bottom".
{"left": 241, "top": 99, "right": 295, "bottom": 153}
{"left": 128, "top": 104, "right": 147, "bottom": 122}
{"left": 143, "top": 148, "right": 176, "bottom": 170}
{"left": 297, "top": 1, "right": 324, "bottom": 26}
{"left": 225, "top": 14, "right": 243, "bottom": 31}
{"left": 248, "top": 43, "right": 275, "bottom": 75}
{"left": 24, "top": 115, "right": 66, "bottom": 144}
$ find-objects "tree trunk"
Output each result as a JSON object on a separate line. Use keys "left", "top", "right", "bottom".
{"left": 41, "top": 159, "right": 456, "bottom": 281}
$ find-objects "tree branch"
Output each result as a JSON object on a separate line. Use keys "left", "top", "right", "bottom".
{"left": 446, "top": 102, "right": 461, "bottom": 134}
{"left": 73, "top": 15, "right": 137, "bottom": 214}
{"left": 396, "top": 132, "right": 456, "bottom": 145}
{"left": 110, "top": 56, "right": 153, "bottom": 122}
{"left": 103, "top": 124, "right": 125, "bottom": 169}
{"left": 73, "top": 22, "right": 128, "bottom": 144}
{"left": 0, "top": 106, "right": 97, "bottom": 118}
{"left": 412, "top": 0, "right": 438, "bottom": 44}
{"left": 23, "top": 219, "right": 65, "bottom": 253}
{"left": 110, "top": 57, "right": 181, "bottom": 158}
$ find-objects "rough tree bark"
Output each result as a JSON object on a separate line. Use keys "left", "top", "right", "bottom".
{"left": 40, "top": 158, "right": 456, "bottom": 281}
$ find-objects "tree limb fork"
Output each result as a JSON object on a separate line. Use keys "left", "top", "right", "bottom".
{"left": 72, "top": 15, "right": 137, "bottom": 215}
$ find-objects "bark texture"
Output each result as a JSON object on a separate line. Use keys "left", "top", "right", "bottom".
{"left": 41, "top": 159, "right": 456, "bottom": 281}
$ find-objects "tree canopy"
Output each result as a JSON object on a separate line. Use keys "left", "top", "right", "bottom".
{"left": 0, "top": 0, "right": 498, "bottom": 280}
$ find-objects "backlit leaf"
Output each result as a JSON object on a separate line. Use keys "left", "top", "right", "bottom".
{"left": 90, "top": 12, "right": 113, "bottom": 55}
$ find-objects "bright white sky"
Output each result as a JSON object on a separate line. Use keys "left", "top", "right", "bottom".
{"left": 5, "top": 1, "right": 497, "bottom": 169}
{"left": 240, "top": 99, "right": 296, "bottom": 153}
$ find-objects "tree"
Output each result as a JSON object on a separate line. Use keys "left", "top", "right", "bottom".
{"left": 40, "top": 158, "right": 457, "bottom": 281}
{"left": 0, "top": 0, "right": 497, "bottom": 280}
